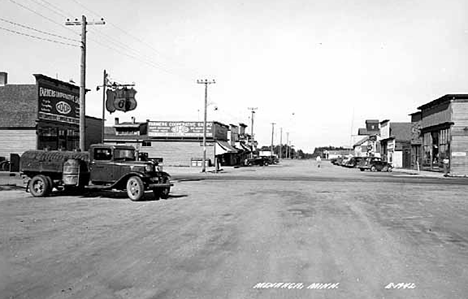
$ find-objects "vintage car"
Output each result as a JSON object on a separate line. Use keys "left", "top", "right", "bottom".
{"left": 359, "top": 157, "right": 393, "bottom": 172}
{"left": 343, "top": 157, "right": 365, "bottom": 168}
{"left": 244, "top": 156, "right": 270, "bottom": 166}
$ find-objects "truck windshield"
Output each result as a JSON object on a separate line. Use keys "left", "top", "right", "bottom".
{"left": 114, "top": 149, "right": 136, "bottom": 161}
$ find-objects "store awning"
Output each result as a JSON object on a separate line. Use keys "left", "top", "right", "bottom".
{"left": 239, "top": 143, "right": 252, "bottom": 152}
{"left": 216, "top": 141, "right": 238, "bottom": 155}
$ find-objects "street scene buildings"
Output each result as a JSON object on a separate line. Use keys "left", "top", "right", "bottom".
{"left": 2, "top": 1, "right": 468, "bottom": 298}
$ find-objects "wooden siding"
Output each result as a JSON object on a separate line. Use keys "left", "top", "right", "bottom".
{"left": 107, "top": 141, "right": 215, "bottom": 167}
{"left": 421, "top": 101, "right": 451, "bottom": 129}
{"left": 451, "top": 101, "right": 468, "bottom": 136}
{"left": 0, "top": 130, "right": 36, "bottom": 157}
{"left": 410, "top": 120, "right": 422, "bottom": 145}
{"left": 450, "top": 135, "right": 468, "bottom": 176}
{"left": 85, "top": 116, "right": 103, "bottom": 150}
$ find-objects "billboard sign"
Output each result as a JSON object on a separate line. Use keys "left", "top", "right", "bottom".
{"left": 148, "top": 121, "right": 213, "bottom": 137}
{"left": 37, "top": 81, "right": 79, "bottom": 125}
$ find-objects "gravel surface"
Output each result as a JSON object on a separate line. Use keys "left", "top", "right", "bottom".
{"left": 1, "top": 160, "right": 467, "bottom": 299}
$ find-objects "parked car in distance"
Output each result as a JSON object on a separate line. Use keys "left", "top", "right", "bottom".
{"left": 330, "top": 156, "right": 342, "bottom": 165}
{"left": 340, "top": 155, "right": 353, "bottom": 167}
{"left": 260, "top": 155, "right": 279, "bottom": 165}
{"left": 244, "top": 156, "right": 270, "bottom": 166}
{"left": 344, "top": 157, "right": 365, "bottom": 168}
{"left": 359, "top": 157, "right": 393, "bottom": 172}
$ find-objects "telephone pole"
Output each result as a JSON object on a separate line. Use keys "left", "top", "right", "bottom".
{"left": 248, "top": 107, "right": 257, "bottom": 157}
{"left": 197, "top": 79, "right": 216, "bottom": 173}
{"left": 101, "top": 69, "right": 107, "bottom": 143}
{"left": 66, "top": 15, "right": 105, "bottom": 150}
{"left": 279, "top": 127, "right": 283, "bottom": 159}
{"left": 286, "top": 132, "right": 290, "bottom": 158}
{"left": 271, "top": 122, "right": 276, "bottom": 156}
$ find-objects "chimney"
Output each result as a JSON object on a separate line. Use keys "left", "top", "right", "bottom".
{"left": 131, "top": 116, "right": 135, "bottom": 124}
{"left": 115, "top": 117, "right": 119, "bottom": 125}
{"left": 0, "top": 72, "right": 7, "bottom": 86}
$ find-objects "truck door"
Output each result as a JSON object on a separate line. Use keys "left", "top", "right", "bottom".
{"left": 89, "top": 147, "right": 114, "bottom": 183}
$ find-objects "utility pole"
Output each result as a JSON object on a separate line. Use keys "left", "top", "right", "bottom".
{"left": 66, "top": 15, "right": 105, "bottom": 151}
{"left": 197, "top": 79, "right": 216, "bottom": 173}
{"left": 279, "top": 127, "right": 283, "bottom": 159}
{"left": 286, "top": 132, "right": 289, "bottom": 158}
{"left": 248, "top": 107, "right": 257, "bottom": 157}
{"left": 271, "top": 122, "right": 276, "bottom": 156}
{"left": 101, "top": 69, "right": 107, "bottom": 143}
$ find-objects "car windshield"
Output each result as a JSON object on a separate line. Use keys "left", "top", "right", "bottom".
{"left": 114, "top": 149, "right": 136, "bottom": 161}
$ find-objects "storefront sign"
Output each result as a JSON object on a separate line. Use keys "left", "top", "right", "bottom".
{"left": 148, "top": 121, "right": 213, "bottom": 137}
{"left": 452, "top": 152, "right": 467, "bottom": 157}
{"left": 37, "top": 82, "right": 79, "bottom": 124}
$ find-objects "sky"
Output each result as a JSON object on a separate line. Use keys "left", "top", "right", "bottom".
{"left": 2, "top": 0, "right": 468, "bottom": 153}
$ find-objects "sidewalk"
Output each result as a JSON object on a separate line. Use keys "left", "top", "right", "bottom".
{"left": 392, "top": 168, "right": 458, "bottom": 178}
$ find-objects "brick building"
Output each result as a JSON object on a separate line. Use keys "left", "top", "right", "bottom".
{"left": 0, "top": 73, "right": 102, "bottom": 158}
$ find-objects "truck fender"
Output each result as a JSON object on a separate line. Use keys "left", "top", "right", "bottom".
{"left": 110, "top": 171, "right": 147, "bottom": 190}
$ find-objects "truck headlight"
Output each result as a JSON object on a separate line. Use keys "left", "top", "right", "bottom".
{"left": 145, "top": 164, "right": 154, "bottom": 172}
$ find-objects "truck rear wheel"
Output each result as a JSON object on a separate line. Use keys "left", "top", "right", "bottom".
{"left": 29, "top": 175, "right": 52, "bottom": 197}
{"left": 127, "top": 176, "right": 145, "bottom": 201}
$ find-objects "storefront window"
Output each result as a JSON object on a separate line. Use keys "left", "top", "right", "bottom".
{"left": 38, "top": 125, "right": 79, "bottom": 151}
{"left": 422, "top": 132, "right": 432, "bottom": 167}
{"left": 422, "top": 128, "right": 450, "bottom": 170}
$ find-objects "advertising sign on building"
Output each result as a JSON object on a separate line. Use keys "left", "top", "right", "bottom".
{"left": 148, "top": 121, "right": 213, "bottom": 137}
{"left": 37, "top": 80, "right": 79, "bottom": 125}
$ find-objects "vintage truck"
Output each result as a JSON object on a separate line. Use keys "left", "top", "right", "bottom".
{"left": 20, "top": 144, "right": 172, "bottom": 201}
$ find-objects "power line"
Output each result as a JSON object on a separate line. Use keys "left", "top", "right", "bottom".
{"left": 29, "top": 0, "right": 69, "bottom": 18}
{"left": 68, "top": 0, "right": 201, "bottom": 78}
{"left": 0, "top": 17, "right": 80, "bottom": 42}
{"left": 0, "top": 25, "right": 78, "bottom": 47}
{"left": 38, "top": 0, "right": 70, "bottom": 17}
{"left": 9, "top": 0, "right": 79, "bottom": 36}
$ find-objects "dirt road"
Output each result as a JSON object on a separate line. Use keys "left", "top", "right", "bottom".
{"left": 1, "top": 160, "right": 468, "bottom": 298}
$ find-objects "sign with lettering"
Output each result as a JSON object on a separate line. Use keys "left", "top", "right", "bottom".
{"left": 37, "top": 82, "right": 79, "bottom": 125}
{"left": 452, "top": 152, "right": 467, "bottom": 157}
{"left": 148, "top": 121, "right": 213, "bottom": 137}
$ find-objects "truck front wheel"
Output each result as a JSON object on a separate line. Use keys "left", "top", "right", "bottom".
{"left": 153, "top": 187, "right": 170, "bottom": 200}
{"left": 29, "top": 175, "right": 52, "bottom": 197}
{"left": 126, "top": 176, "right": 145, "bottom": 201}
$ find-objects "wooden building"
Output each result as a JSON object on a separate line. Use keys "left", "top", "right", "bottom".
{"left": 105, "top": 118, "right": 248, "bottom": 167}
{"left": 0, "top": 73, "right": 102, "bottom": 158}
{"left": 379, "top": 120, "right": 411, "bottom": 168}
{"left": 409, "top": 111, "right": 423, "bottom": 169}
{"left": 416, "top": 94, "right": 468, "bottom": 175}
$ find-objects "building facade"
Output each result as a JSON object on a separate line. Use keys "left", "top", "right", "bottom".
{"left": 409, "top": 112, "right": 423, "bottom": 169}
{"left": 415, "top": 94, "right": 468, "bottom": 175}
{"left": 0, "top": 73, "right": 102, "bottom": 158}
{"left": 379, "top": 120, "right": 411, "bottom": 168}
{"left": 105, "top": 118, "right": 249, "bottom": 167}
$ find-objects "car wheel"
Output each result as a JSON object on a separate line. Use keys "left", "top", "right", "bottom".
{"left": 127, "top": 176, "right": 145, "bottom": 201}
{"left": 370, "top": 165, "right": 377, "bottom": 172}
{"left": 29, "top": 175, "right": 52, "bottom": 197}
{"left": 387, "top": 166, "right": 393, "bottom": 172}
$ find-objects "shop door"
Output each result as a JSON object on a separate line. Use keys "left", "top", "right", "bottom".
{"left": 403, "top": 148, "right": 411, "bottom": 169}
